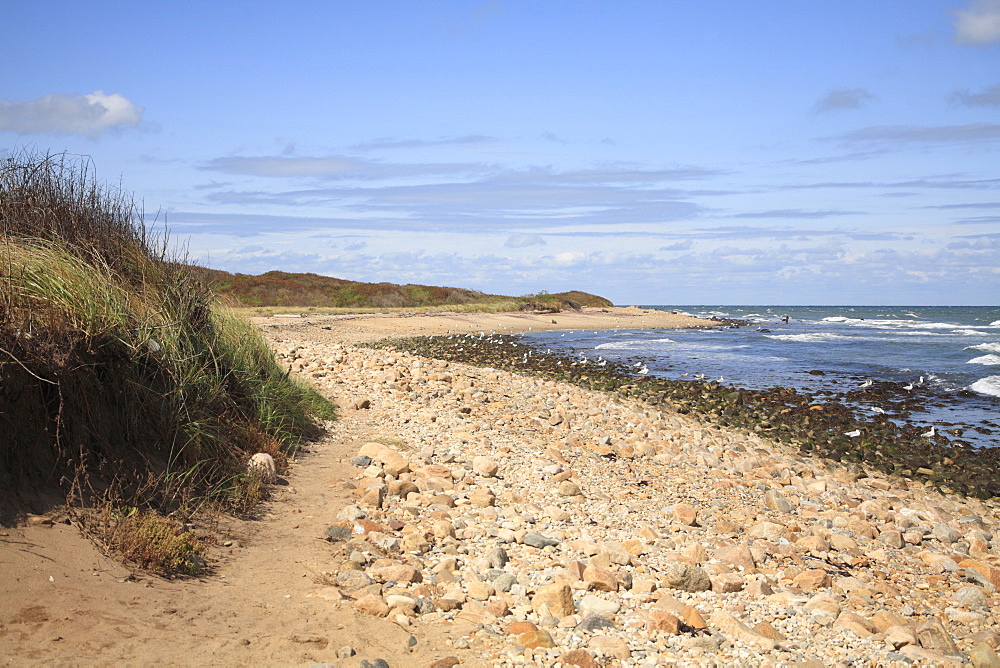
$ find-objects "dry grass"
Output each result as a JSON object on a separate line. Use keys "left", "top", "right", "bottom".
{"left": 1, "top": 151, "right": 335, "bottom": 572}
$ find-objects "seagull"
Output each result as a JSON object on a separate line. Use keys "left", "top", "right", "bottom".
{"left": 917, "top": 376, "right": 925, "bottom": 385}
{"left": 859, "top": 380, "right": 873, "bottom": 388}
{"left": 637, "top": 365, "right": 649, "bottom": 375}
{"left": 868, "top": 406, "right": 886, "bottom": 415}
{"left": 694, "top": 373, "right": 706, "bottom": 381}
{"left": 903, "top": 383, "right": 914, "bottom": 391}
{"left": 921, "top": 426, "right": 936, "bottom": 438}
{"left": 845, "top": 429, "right": 862, "bottom": 438}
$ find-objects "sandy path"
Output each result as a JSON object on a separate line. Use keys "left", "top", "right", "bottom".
{"left": 0, "top": 393, "right": 478, "bottom": 666}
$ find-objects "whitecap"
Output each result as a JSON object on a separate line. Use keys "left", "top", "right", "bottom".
{"left": 991, "top": 320, "right": 1000, "bottom": 327}
{"left": 653, "top": 338, "right": 675, "bottom": 343}
{"left": 766, "top": 333, "right": 851, "bottom": 343}
{"left": 970, "top": 375, "right": 1000, "bottom": 398}
{"left": 967, "top": 354, "right": 1000, "bottom": 366}
{"left": 951, "top": 329, "right": 984, "bottom": 336}
{"left": 967, "top": 342, "right": 1000, "bottom": 354}
{"left": 595, "top": 341, "right": 636, "bottom": 350}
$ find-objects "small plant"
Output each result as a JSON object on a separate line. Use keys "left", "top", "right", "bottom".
{"left": 106, "top": 511, "right": 204, "bottom": 576}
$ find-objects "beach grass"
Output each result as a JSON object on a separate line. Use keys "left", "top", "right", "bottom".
{"left": 0, "top": 151, "right": 333, "bottom": 571}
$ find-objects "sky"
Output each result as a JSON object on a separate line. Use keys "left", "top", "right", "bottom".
{"left": 2, "top": 1, "right": 999, "bottom": 305}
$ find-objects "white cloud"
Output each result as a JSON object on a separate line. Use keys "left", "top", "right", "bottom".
{"left": 954, "top": 0, "right": 1000, "bottom": 44}
{"left": 812, "top": 88, "right": 876, "bottom": 113}
{"left": 0, "top": 91, "right": 143, "bottom": 137}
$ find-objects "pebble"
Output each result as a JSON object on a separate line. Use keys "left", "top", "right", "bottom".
{"left": 267, "top": 334, "right": 1000, "bottom": 667}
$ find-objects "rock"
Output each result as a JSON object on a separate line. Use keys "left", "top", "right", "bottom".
{"left": 710, "top": 610, "right": 778, "bottom": 651}
{"left": 792, "top": 568, "right": 831, "bottom": 590}
{"left": 336, "top": 646, "right": 355, "bottom": 658}
{"left": 505, "top": 620, "right": 538, "bottom": 635}
{"left": 532, "top": 582, "right": 575, "bottom": 618}
{"left": 747, "top": 521, "right": 791, "bottom": 541}
{"left": 353, "top": 594, "right": 389, "bottom": 617}
{"left": 763, "top": 490, "right": 793, "bottom": 513}
{"left": 754, "top": 621, "right": 786, "bottom": 640}
{"left": 583, "top": 564, "right": 619, "bottom": 592}
{"left": 486, "top": 546, "right": 509, "bottom": 568}
{"left": 492, "top": 572, "right": 517, "bottom": 592}
{"left": 969, "top": 645, "right": 1000, "bottom": 668}
{"left": 558, "top": 649, "right": 597, "bottom": 668}
{"left": 337, "top": 505, "right": 366, "bottom": 522}
{"left": 468, "top": 488, "right": 496, "bottom": 507}
{"left": 428, "top": 658, "right": 461, "bottom": 668}
{"left": 916, "top": 618, "right": 960, "bottom": 654}
{"left": 523, "top": 532, "right": 559, "bottom": 549}
{"left": 673, "top": 503, "right": 698, "bottom": 526}
{"left": 661, "top": 562, "right": 712, "bottom": 592}
{"left": 324, "top": 524, "right": 352, "bottom": 542}
{"left": 467, "top": 581, "right": 494, "bottom": 600}
{"left": 400, "top": 532, "right": 430, "bottom": 555}
{"left": 558, "top": 480, "right": 583, "bottom": 497}
{"left": 577, "top": 613, "right": 616, "bottom": 632}
{"left": 884, "top": 624, "right": 919, "bottom": 650}
{"left": 711, "top": 573, "right": 745, "bottom": 593}
{"left": 472, "top": 456, "right": 499, "bottom": 477}
{"left": 247, "top": 452, "right": 277, "bottom": 483}
{"left": 645, "top": 610, "right": 681, "bottom": 633}
{"left": 351, "top": 455, "right": 372, "bottom": 467}
{"left": 879, "top": 529, "right": 904, "bottom": 549}
{"left": 519, "top": 628, "right": 556, "bottom": 649}
{"left": 587, "top": 636, "right": 630, "bottom": 660}
{"left": 952, "top": 585, "right": 988, "bottom": 608}
{"left": 681, "top": 605, "right": 709, "bottom": 631}
{"left": 713, "top": 544, "right": 756, "bottom": 570}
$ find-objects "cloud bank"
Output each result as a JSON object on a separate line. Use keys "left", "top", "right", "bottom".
{"left": 812, "top": 88, "right": 876, "bottom": 113}
{"left": 0, "top": 91, "right": 143, "bottom": 137}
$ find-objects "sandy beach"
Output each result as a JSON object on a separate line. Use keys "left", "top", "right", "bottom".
{"left": 3, "top": 311, "right": 999, "bottom": 666}
{"left": 247, "top": 306, "right": 719, "bottom": 344}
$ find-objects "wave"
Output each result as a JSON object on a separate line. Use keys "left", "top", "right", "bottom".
{"left": 992, "top": 320, "right": 1000, "bottom": 327}
{"left": 967, "top": 342, "right": 1000, "bottom": 354}
{"left": 970, "top": 375, "right": 1000, "bottom": 398}
{"left": 766, "top": 333, "right": 851, "bottom": 343}
{"left": 951, "top": 329, "right": 985, "bottom": 336}
{"left": 968, "top": 354, "right": 1000, "bottom": 366}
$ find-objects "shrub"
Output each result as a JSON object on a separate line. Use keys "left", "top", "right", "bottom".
{"left": 0, "top": 151, "right": 334, "bottom": 530}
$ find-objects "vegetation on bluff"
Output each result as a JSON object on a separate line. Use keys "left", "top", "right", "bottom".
{"left": 0, "top": 151, "right": 334, "bottom": 572}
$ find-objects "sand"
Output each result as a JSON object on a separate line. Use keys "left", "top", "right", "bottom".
{"left": 4, "top": 308, "right": 997, "bottom": 666}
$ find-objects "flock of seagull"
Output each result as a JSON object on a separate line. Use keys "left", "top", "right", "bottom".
{"left": 848, "top": 375, "right": 936, "bottom": 439}
{"left": 437, "top": 328, "right": 939, "bottom": 442}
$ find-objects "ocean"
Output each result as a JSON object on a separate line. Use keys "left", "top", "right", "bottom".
{"left": 521, "top": 306, "right": 1000, "bottom": 449}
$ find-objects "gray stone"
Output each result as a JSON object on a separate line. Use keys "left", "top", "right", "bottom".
{"left": 361, "top": 660, "right": 389, "bottom": 668}
{"left": 661, "top": 562, "right": 712, "bottom": 592}
{"left": 577, "top": 613, "right": 616, "bottom": 632}
{"left": 763, "top": 490, "right": 794, "bottom": 513}
{"left": 492, "top": 572, "right": 518, "bottom": 592}
{"left": 325, "top": 525, "right": 352, "bottom": 542}
{"left": 487, "top": 546, "right": 509, "bottom": 568}
{"left": 352, "top": 455, "right": 373, "bottom": 467}
{"left": 523, "top": 532, "right": 560, "bottom": 548}
{"left": 336, "top": 646, "right": 356, "bottom": 658}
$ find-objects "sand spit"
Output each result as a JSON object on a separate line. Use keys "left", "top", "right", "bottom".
{"left": 248, "top": 306, "right": 718, "bottom": 344}
{"left": 3, "top": 313, "right": 999, "bottom": 667}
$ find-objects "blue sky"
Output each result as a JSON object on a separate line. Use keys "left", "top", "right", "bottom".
{"left": 2, "top": 1, "right": 999, "bottom": 305}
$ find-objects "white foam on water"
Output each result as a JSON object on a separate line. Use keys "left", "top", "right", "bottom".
{"left": 968, "top": 354, "right": 1000, "bottom": 366}
{"left": 991, "top": 320, "right": 1000, "bottom": 327}
{"left": 595, "top": 341, "right": 638, "bottom": 350}
{"left": 653, "top": 338, "right": 675, "bottom": 343}
{"left": 970, "top": 375, "right": 1000, "bottom": 398}
{"left": 766, "top": 333, "right": 851, "bottom": 343}
{"left": 968, "top": 342, "right": 1000, "bottom": 354}
{"left": 951, "top": 329, "right": 984, "bottom": 336}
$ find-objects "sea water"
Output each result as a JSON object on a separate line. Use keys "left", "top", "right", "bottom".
{"left": 522, "top": 306, "right": 1000, "bottom": 449}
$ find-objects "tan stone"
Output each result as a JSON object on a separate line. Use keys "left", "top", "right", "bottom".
{"left": 353, "top": 594, "right": 389, "bottom": 617}
{"left": 872, "top": 610, "right": 910, "bottom": 633}
{"left": 754, "top": 621, "right": 786, "bottom": 640}
{"left": 519, "top": 628, "right": 556, "bottom": 649}
{"left": 673, "top": 503, "right": 698, "bottom": 526}
{"left": 681, "top": 604, "right": 709, "bottom": 631}
{"left": 645, "top": 610, "right": 681, "bottom": 633}
{"left": 467, "top": 581, "right": 495, "bottom": 600}
{"left": 587, "top": 636, "right": 630, "bottom": 660}
{"left": 884, "top": 624, "right": 919, "bottom": 650}
{"left": 713, "top": 544, "right": 756, "bottom": 570}
{"left": 505, "top": 620, "right": 538, "bottom": 635}
{"left": 558, "top": 649, "right": 597, "bottom": 668}
{"left": 472, "top": 456, "right": 499, "bottom": 477}
{"left": 917, "top": 618, "right": 959, "bottom": 654}
{"left": 469, "top": 488, "right": 496, "bottom": 507}
{"left": 583, "top": 564, "right": 619, "bottom": 592}
{"left": 710, "top": 610, "right": 777, "bottom": 651}
{"left": 532, "top": 582, "right": 575, "bottom": 618}
{"left": 712, "top": 573, "right": 745, "bottom": 593}
{"left": 792, "top": 568, "right": 831, "bottom": 590}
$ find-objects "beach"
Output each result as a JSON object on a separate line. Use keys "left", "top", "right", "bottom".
{"left": 3, "top": 311, "right": 1000, "bottom": 666}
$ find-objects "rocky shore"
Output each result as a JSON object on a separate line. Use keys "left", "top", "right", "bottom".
{"left": 267, "top": 318, "right": 1000, "bottom": 667}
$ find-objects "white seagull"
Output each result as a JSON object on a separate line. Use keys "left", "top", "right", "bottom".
{"left": 921, "top": 426, "right": 936, "bottom": 438}
{"left": 859, "top": 380, "right": 873, "bottom": 388}
{"left": 868, "top": 406, "right": 886, "bottom": 415}
{"left": 845, "top": 429, "right": 862, "bottom": 438}
{"left": 903, "top": 382, "right": 914, "bottom": 391}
